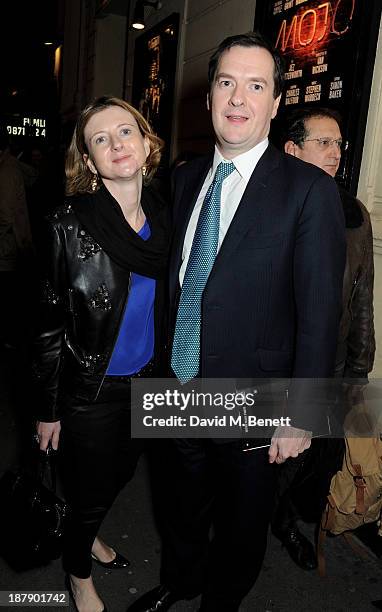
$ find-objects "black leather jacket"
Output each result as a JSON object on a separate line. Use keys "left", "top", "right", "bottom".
{"left": 335, "top": 188, "right": 375, "bottom": 379}
{"left": 32, "top": 199, "right": 166, "bottom": 422}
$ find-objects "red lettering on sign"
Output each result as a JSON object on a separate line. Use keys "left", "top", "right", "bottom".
{"left": 298, "top": 9, "right": 317, "bottom": 47}
{"left": 332, "top": 0, "right": 355, "bottom": 36}
{"left": 275, "top": 0, "right": 355, "bottom": 52}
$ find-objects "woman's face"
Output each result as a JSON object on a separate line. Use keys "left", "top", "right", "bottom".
{"left": 83, "top": 105, "right": 150, "bottom": 183}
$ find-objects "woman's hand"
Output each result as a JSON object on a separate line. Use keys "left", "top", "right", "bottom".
{"left": 36, "top": 421, "right": 61, "bottom": 451}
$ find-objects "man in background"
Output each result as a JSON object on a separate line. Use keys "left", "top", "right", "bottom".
{"left": 272, "top": 107, "right": 375, "bottom": 570}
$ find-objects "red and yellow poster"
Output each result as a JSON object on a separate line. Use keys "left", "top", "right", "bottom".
{"left": 255, "top": 0, "right": 381, "bottom": 191}
{"left": 273, "top": 0, "right": 355, "bottom": 108}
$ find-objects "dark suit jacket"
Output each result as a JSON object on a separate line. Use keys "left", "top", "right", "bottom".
{"left": 170, "top": 144, "right": 346, "bottom": 430}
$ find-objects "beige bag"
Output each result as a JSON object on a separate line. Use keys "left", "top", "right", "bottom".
{"left": 322, "top": 436, "right": 382, "bottom": 535}
{"left": 318, "top": 403, "right": 382, "bottom": 577}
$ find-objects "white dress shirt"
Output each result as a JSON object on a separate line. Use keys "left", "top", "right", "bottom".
{"left": 179, "top": 139, "right": 269, "bottom": 286}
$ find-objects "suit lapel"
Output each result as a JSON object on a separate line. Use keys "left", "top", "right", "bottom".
{"left": 170, "top": 144, "right": 282, "bottom": 294}
{"left": 211, "top": 144, "right": 281, "bottom": 273}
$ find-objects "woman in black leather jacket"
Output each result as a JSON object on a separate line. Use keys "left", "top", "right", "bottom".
{"left": 33, "top": 96, "right": 168, "bottom": 612}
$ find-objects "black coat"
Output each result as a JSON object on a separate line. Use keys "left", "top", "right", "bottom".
{"left": 336, "top": 186, "right": 375, "bottom": 379}
{"left": 32, "top": 195, "right": 167, "bottom": 422}
{"left": 170, "top": 144, "right": 346, "bottom": 431}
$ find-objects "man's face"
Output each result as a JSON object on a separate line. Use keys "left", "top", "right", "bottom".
{"left": 208, "top": 45, "right": 281, "bottom": 159}
{"left": 286, "top": 116, "right": 342, "bottom": 177}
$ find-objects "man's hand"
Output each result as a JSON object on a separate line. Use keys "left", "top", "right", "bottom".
{"left": 268, "top": 425, "right": 312, "bottom": 464}
{"left": 36, "top": 421, "right": 61, "bottom": 451}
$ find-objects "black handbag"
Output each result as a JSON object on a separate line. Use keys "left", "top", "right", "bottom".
{"left": 0, "top": 447, "right": 69, "bottom": 570}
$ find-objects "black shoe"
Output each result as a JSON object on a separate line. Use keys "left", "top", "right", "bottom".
{"left": 282, "top": 526, "right": 317, "bottom": 570}
{"left": 126, "top": 585, "right": 181, "bottom": 612}
{"left": 65, "top": 575, "right": 108, "bottom": 612}
{"left": 91, "top": 549, "right": 130, "bottom": 569}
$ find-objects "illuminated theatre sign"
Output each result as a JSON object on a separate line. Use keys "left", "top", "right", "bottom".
{"left": 255, "top": 0, "right": 382, "bottom": 192}
{"left": 6, "top": 115, "right": 47, "bottom": 138}
{"left": 272, "top": 0, "right": 355, "bottom": 107}
{"left": 276, "top": 1, "right": 355, "bottom": 53}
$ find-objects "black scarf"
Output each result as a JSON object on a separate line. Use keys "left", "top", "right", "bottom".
{"left": 72, "top": 183, "right": 169, "bottom": 279}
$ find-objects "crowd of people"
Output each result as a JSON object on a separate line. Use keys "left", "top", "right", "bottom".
{"left": 0, "top": 29, "right": 376, "bottom": 612}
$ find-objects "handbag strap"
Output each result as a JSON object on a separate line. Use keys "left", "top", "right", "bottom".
{"left": 352, "top": 463, "right": 367, "bottom": 514}
{"left": 37, "top": 447, "right": 57, "bottom": 492}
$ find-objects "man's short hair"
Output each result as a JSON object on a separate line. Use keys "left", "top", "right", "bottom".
{"left": 283, "top": 107, "right": 342, "bottom": 147}
{"left": 208, "top": 31, "right": 285, "bottom": 99}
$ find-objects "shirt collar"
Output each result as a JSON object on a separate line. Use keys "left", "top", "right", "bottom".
{"left": 211, "top": 138, "right": 269, "bottom": 181}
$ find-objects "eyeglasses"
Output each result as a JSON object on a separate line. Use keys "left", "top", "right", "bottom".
{"left": 303, "top": 138, "right": 344, "bottom": 150}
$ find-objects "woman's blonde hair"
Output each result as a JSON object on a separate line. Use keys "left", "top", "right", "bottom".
{"left": 65, "top": 96, "right": 164, "bottom": 196}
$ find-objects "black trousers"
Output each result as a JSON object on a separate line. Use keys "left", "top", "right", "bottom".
{"left": 272, "top": 438, "right": 345, "bottom": 536}
{"left": 157, "top": 438, "right": 277, "bottom": 611}
{"left": 59, "top": 378, "right": 144, "bottom": 578}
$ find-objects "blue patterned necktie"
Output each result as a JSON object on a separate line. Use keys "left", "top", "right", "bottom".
{"left": 171, "top": 161, "right": 235, "bottom": 383}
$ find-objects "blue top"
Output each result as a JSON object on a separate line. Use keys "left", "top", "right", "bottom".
{"left": 106, "top": 220, "right": 155, "bottom": 375}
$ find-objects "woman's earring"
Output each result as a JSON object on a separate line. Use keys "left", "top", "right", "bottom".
{"left": 142, "top": 166, "right": 147, "bottom": 177}
{"left": 91, "top": 173, "right": 98, "bottom": 191}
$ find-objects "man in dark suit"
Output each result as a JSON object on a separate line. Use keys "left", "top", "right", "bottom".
{"left": 127, "top": 32, "right": 346, "bottom": 612}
